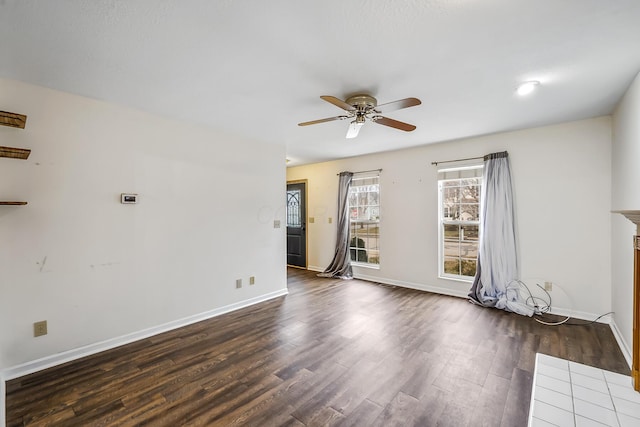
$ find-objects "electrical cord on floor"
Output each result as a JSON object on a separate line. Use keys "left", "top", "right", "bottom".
{"left": 488, "top": 279, "right": 613, "bottom": 327}
{"left": 533, "top": 313, "right": 572, "bottom": 326}
{"left": 562, "top": 311, "right": 615, "bottom": 326}
{"left": 516, "top": 280, "right": 614, "bottom": 326}
{"left": 513, "top": 280, "right": 572, "bottom": 325}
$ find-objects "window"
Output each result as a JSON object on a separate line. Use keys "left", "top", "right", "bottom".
{"left": 349, "top": 172, "right": 380, "bottom": 267}
{"left": 438, "top": 165, "right": 482, "bottom": 280}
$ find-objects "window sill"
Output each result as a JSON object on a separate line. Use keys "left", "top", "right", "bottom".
{"left": 438, "top": 274, "right": 474, "bottom": 284}
{"left": 352, "top": 262, "right": 380, "bottom": 270}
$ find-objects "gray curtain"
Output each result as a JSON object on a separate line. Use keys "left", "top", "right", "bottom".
{"left": 468, "top": 152, "right": 533, "bottom": 316}
{"left": 318, "top": 171, "right": 354, "bottom": 279}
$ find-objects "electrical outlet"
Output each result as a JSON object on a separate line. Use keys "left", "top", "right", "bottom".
{"left": 273, "top": 220, "right": 281, "bottom": 229}
{"left": 544, "top": 281, "right": 552, "bottom": 292}
{"left": 34, "top": 320, "right": 47, "bottom": 337}
{"left": 328, "top": 217, "right": 332, "bottom": 224}
{"left": 236, "top": 279, "right": 242, "bottom": 289}
{"left": 249, "top": 276, "right": 255, "bottom": 285}
{"left": 309, "top": 217, "right": 315, "bottom": 223}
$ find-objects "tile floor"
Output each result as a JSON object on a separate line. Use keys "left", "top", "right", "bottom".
{"left": 529, "top": 353, "right": 640, "bottom": 426}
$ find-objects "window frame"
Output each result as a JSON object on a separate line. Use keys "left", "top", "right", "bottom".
{"left": 437, "top": 165, "right": 483, "bottom": 282}
{"left": 349, "top": 172, "right": 381, "bottom": 269}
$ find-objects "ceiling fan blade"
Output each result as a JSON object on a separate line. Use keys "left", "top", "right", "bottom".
{"left": 346, "top": 122, "right": 362, "bottom": 139}
{"left": 374, "top": 97, "right": 421, "bottom": 113}
{"left": 320, "top": 95, "right": 356, "bottom": 112}
{"left": 373, "top": 116, "right": 416, "bottom": 132}
{"left": 298, "top": 115, "right": 348, "bottom": 126}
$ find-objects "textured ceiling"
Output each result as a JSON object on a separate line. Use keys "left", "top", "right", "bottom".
{"left": 1, "top": 0, "right": 639, "bottom": 166}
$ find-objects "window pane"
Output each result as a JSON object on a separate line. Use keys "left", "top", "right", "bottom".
{"left": 460, "top": 259, "right": 477, "bottom": 277}
{"left": 444, "top": 224, "right": 459, "bottom": 240}
{"left": 444, "top": 204, "right": 459, "bottom": 220}
{"left": 355, "top": 207, "right": 365, "bottom": 220}
{"left": 370, "top": 207, "right": 380, "bottom": 220}
{"left": 459, "top": 204, "right": 479, "bottom": 221}
{"left": 443, "top": 186, "right": 459, "bottom": 203}
{"left": 443, "top": 240, "right": 460, "bottom": 257}
{"left": 461, "top": 225, "right": 478, "bottom": 241}
{"left": 444, "top": 257, "right": 460, "bottom": 275}
{"left": 460, "top": 241, "right": 478, "bottom": 259}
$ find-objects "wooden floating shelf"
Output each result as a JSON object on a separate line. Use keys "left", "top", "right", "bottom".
{"left": 0, "top": 145, "right": 31, "bottom": 159}
{"left": 613, "top": 210, "right": 640, "bottom": 226}
{"left": 0, "top": 111, "right": 27, "bottom": 129}
{"left": 0, "top": 201, "right": 27, "bottom": 205}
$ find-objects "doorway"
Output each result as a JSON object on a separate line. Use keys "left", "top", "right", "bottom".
{"left": 286, "top": 181, "right": 307, "bottom": 268}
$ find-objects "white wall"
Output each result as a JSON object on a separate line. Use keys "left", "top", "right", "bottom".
{"left": 0, "top": 79, "right": 287, "bottom": 370}
{"left": 287, "top": 117, "right": 612, "bottom": 318}
{"left": 611, "top": 71, "right": 640, "bottom": 359}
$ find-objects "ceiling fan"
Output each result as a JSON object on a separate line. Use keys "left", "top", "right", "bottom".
{"left": 298, "top": 94, "right": 421, "bottom": 139}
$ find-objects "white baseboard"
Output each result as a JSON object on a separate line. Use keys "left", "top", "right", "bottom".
{"left": 353, "top": 273, "right": 620, "bottom": 327}
{"left": 1, "top": 289, "right": 288, "bottom": 383}
{"left": 307, "top": 265, "right": 323, "bottom": 273}
{"left": 609, "top": 319, "right": 632, "bottom": 369}
{"left": 353, "top": 272, "right": 470, "bottom": 299}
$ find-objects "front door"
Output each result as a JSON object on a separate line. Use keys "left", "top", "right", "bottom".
{"left": 286, "top": 182, "right": 306, "bottom": 268}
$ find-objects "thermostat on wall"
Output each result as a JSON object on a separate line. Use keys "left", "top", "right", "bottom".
{"left": 121, "top": 193, "right": 138, "bottom": 204}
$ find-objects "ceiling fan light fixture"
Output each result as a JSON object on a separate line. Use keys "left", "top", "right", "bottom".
{"left": 516, "top": 81, "right": 540, "bottom": 96}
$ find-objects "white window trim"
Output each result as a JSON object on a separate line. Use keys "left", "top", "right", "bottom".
{"left": 349, "top": 171, "right": 381, "bottom": 269}
{"left": 437, "top": 164, "right": 483, "bottom": 282}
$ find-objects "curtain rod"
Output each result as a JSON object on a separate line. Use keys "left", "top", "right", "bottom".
{"left": 430, "top": 156, "right": 483, "bottom": 166}
{"left": 336, "top": 168, "right": 382, "bottom": 176}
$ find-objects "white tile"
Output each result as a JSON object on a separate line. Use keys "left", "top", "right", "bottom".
{"left": 533, "top": 400, "right": 575, "bottom": 426}
{"left": 538, "top": 354, "right": 570, "bottom": 371}
{"left": 530, "top": 416, "right": 563, "bottom": 427}
{"left": 570, "top": 362, "right": 606, "bottom": 381}
{"left": 603, "top": 371, "right": 632, "bottom": 388}
{"left": 538, "top": 363, "right": 572, "bottom": 382}
{"left": 612, "top": 395, "right": 640, "bottom": 419}
{"left": 535, "top": 386, "right": 574, "bottom": 412}
{"left": 537, "top": 373, "right": 572, "bottom": 396}
{"left": 609, "top": 383, "right": 640, "bottom": 404}
{"left": 571, "top": 372, "right": 609, "bottom": 394}
{"left": 531, "top": 355, "right": 638, "bottom": 427}
{"left": 573, "top": 384, "right": 614, "bottom": 410}
{"left": 573, "top": 399, "right": 619, "bottom": 426}
{"left": 575, "top": 414, "right": 612, "bottom": 426}
{"left": 618, "top": 412, "right": 640, "bottom": 427}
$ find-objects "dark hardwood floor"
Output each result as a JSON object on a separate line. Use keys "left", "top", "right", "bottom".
{"left": 6, "top": 268, "right": 629, "bottom": 426}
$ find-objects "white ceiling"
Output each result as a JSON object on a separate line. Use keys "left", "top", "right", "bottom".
{"left": 1, "top": 1, "right": 639, "bottom": 166}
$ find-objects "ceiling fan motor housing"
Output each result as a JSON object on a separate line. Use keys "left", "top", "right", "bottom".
{"left": 345, "top": 94, "right": 377, "bottom": 110}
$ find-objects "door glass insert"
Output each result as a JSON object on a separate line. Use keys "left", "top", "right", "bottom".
{"left": 287, "top": 189, "right": 302, "bottom": 228}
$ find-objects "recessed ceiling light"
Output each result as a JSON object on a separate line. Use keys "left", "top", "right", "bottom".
{"left": 516, "top": 81, "right": 540, "bottom": 96}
